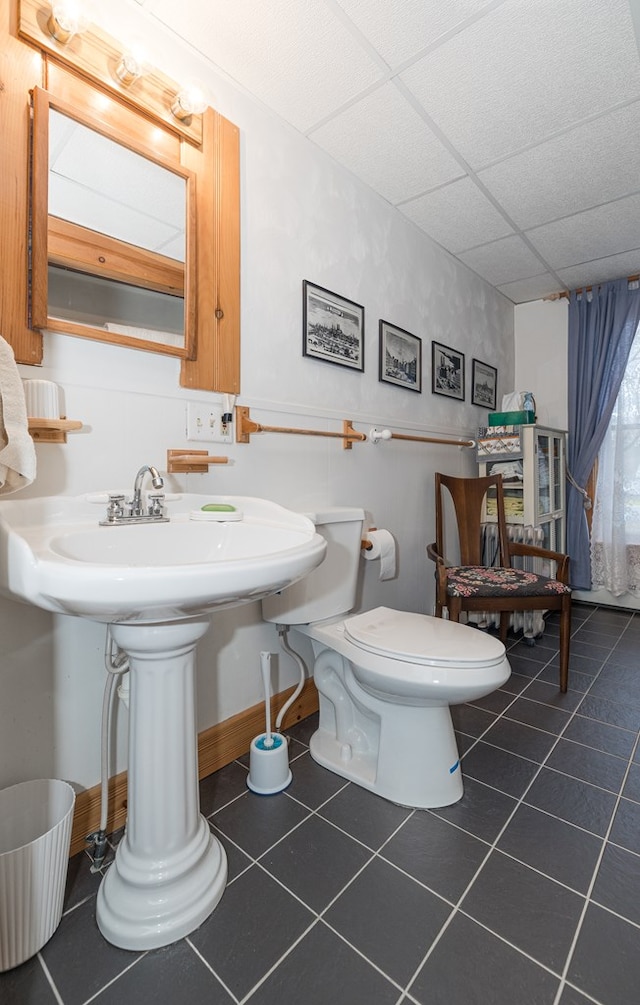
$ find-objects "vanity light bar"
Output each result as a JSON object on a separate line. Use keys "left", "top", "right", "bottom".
{"left": 19, "top": 0, "right": 206, "bottom": 144}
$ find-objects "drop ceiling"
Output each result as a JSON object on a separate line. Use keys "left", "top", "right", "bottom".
{"left": 142, "top": 0, "right": 640, "bottom": 304}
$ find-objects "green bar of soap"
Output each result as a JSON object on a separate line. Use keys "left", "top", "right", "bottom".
{"left": 201, "top": 503, "right": 236, "bottom": 512}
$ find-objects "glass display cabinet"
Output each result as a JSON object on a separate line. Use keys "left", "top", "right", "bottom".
{"left": 479, "top": 425, "right": 566, "bottom": 552}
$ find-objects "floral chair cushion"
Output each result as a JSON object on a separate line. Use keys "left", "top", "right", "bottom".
{"left": 446, "top": 565, "right": 571, "bottom": 599}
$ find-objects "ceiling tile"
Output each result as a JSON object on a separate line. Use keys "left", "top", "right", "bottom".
{"left": 556, "top": 251, "right": 640, "bottom": 291}
{"left": 334, "top": 0, "right": 498, "bottom": 68}
{"left": 399, "top": 0, "right": 640, "bottom": 168}
{"left": 309, "top": 83, "right": 464, "bottom": 204}
{"left": 526, "top": 193, "right": 640, "bottom": 270}
{"left": 400, "top": 177, "right": 513, "bottom": 254}
{"left": 479, "top": 101, "right": 640, "bottom": 229}
{"left": 458, "top": 235, "right": 546, "bottom": 285}
{"left": 142, "top": 0, "right": 640, "bottom": 304}
{"left": 496, "top": 273, "right": 563, "bottom": 304}
{"left": 149, "top": 0, "right": 383, "bottom": 131}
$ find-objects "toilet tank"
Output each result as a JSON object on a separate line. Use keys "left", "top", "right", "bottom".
{"left": 262, "top": 507, "right": 365, "bottom": 625}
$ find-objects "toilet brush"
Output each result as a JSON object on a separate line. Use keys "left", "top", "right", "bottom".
{"left": 247, "top": 651, "right": 292, "bottom": 794}
{"left": 262, "top": 650, "right": 274, "bottom": 749}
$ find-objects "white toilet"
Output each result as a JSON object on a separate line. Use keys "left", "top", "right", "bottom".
{"left": 262, "top": 507, "right": 511, "bottom": 808}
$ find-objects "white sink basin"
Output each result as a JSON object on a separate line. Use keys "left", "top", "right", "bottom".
{"left": 0, "top": 489, "right": 327, "bottom": 951}
{"left": 0, "top": 493, "right": 327, "bottom": 622}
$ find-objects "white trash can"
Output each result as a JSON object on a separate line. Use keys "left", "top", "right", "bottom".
{"left": 0, "top": 779, "right": 76, "bottom": 972}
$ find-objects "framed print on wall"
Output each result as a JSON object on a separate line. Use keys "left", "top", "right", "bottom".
{"left": 471, "top": 358, "right": 497, "bottom": 409}
{"left": 302, "top": 280, "right": 364, "bottom": 371}
{"left": 432, "top": 340, "right": 465, "bottom": 401}
{"left": 379, "top": 320, "right": 422, "bottom": 392}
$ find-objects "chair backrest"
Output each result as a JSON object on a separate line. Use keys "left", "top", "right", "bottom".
{"left": 435, "top": 472, "right": 511, "bottom": 567}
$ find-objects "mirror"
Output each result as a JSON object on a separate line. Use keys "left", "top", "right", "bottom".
{"left": 31, "top": 87, "right": 196, "bottom": 357}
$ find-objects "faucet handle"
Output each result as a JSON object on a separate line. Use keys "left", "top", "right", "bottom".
{"left": 105, "top": 494, "right": 125, "bottom": 521}
{"left": 148, "top": 493, "right": 165, "bottom": 517}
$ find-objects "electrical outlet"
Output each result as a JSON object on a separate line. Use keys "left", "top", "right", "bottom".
{"left": 186, "top": 403, "right": 233, "bottom": 444}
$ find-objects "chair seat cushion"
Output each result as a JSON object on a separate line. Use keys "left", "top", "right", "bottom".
{"left": 446, "top": 565, "right": 571, "bottom": 599}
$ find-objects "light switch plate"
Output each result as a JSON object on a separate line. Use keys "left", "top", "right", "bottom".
{"left": 186, "top": 403, "right": 233, "bottom": 444}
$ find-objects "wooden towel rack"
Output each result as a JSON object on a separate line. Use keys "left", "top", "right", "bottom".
{"left": 235, "top": 406, "right": 366, "bottom": 450}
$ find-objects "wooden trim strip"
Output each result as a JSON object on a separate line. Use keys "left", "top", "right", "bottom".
{"left": 48, "top": 217, "right": 186, "bottom": 295}
{"left": 180, "top": 109, "right": 241, "bottom": 390}
{"left": 0, "top": 2, "right": 44, "bottom": 362}
{"left": 544, "top": 274, "right": 640, "bottom": 301}
{"left": 68, "top": 677, "right": 319, "bottom": 856}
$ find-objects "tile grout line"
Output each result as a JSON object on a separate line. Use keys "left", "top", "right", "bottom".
{"left": 551, "top": 726, "right": 640, "bottom": 1005}
{"left": 186, "top": 939, "right": 241, "bottom": 1004}
{"left": 221, "top": 786, "right": 423, "bottom": 998}
{"left": 399, "top": 626, "right": 624, "bottom": 1001}
{"left": 16, "top": 606, "right": 640, "bottom": 1005}
{"left": 79, "top": 954, "right": 149, "bottom": 1005}
{"left": 36, "top": 953, "right": 64, "bottom": 1005}
{"left": 118, "top": 621, "right": 635, "bottom": 1003}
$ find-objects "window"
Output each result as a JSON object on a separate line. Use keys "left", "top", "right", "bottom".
{"left": 591, "top": 326, "right": 640, "bottom": 594}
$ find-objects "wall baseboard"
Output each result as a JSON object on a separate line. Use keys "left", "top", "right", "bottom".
{"left": 70, "top": 678, "right": 318, "bottom": 857}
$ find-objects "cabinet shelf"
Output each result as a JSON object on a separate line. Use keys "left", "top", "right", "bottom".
{"left": 479, "top": 425, "right": 566, "bottom": 552}
{"left": 28, "top": 418, "right": 83, "bottom": 443}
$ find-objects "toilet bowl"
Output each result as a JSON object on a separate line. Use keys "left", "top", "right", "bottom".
{"left": 262, "top": 507, "right": 511, "bottom": 808}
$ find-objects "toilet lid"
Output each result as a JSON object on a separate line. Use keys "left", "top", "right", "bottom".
{"left": 343, "top": 607, "right": 506, "bottom": 667}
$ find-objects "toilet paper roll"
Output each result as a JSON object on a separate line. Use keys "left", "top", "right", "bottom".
{"left": 363, "top": 529, "right": 397, "bottom": 581}
{"left": 22, "top": 379, "right": 61, "bottom": 419}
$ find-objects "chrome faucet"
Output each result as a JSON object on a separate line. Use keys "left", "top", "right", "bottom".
{"left": 100, "top": 465, "right": 168, "bottom": 526}
{"left": 131, "top": 465, "right": 164, "bottom": 516}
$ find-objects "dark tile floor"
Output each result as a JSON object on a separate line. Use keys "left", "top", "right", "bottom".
{"left": 2, "top": 602, "right": 640, "bottom": 1004}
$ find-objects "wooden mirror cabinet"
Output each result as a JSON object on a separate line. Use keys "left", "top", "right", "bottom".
{"left": 0, "top": 0, "right": 240, "bottom": 393}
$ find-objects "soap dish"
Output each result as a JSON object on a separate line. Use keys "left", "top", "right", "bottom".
{"left": 189, "top": 508, "right": 243, "bottom": 522}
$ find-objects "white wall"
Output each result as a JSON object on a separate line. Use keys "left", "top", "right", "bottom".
{"left": 514, "top": 299, "right": 568, "bottom": 430}
{"left": 1, "top": 5, "right": 514, "bottom": 791}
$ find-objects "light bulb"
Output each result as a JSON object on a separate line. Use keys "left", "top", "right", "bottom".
{"left": 115, "top": 50, "right": 144, "bottom": 86}
{"left": 170, "top": 80, "right": 209, "bottom": 121}
{"left": 47, "top": 1, "right": 91, "bottom": 44}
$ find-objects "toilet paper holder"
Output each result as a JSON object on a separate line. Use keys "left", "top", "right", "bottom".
{"left": 361, "top": 527, "right": 397, "bottom": 581}
{"left": 361, "top": 527, "right": 377, "bottom": 551}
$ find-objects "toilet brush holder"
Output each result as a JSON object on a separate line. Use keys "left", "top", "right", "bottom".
{"left": 247, "top": 733, "right": 292, "bottom": 795}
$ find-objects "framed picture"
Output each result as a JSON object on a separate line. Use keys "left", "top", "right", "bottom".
{"left": 472, "top": 358, "right": 497, "bottom": 409}
{"left": 379, "top": 320, "right": 422, "bottom": 392}
{"left": 302, "top": 281, "right": 364, "bottom": 371}
{"left": 432, "top": 341, "right": 465, "bottom": 400}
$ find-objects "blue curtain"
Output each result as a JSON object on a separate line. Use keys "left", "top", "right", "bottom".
{"left": 567, "top": 279, "right": 640, "bottom": 589}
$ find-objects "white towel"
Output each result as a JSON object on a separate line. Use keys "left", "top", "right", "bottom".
{"left": 0, "top": 336, "right": 37, "bottom": 495}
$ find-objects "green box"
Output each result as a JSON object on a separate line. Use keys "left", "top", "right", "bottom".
{"left": 488, "top": 410, "right": 535, "bottom": 426}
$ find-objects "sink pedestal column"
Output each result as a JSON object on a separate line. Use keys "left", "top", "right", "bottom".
{"left": 96, "top": 619, "right": 227, "bottom": 950}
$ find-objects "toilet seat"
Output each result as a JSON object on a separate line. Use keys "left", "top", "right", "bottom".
{"left": 307, "top": 606, "right": 510, "bottom": 704}
{"left": 343, "top": 606, "right": 506, "bottom": 668}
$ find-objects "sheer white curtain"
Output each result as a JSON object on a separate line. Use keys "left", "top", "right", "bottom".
{"left": 591, "top": 327, "right": 640, "bottom": 595}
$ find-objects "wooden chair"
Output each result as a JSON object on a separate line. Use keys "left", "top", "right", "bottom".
{"left": 427, "top": 472, "right": 572, "bottom": 692}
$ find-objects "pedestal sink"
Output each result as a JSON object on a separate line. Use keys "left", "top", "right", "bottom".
{"left": 0, "top": 492, "right": 326, "bottom": 950}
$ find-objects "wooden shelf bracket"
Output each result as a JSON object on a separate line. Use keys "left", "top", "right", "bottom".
{"left": 167, "top": 449, "right": 229, "bottom": 473}
{"left": 28, "top": 417, "right": 83, "bottom": 443}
